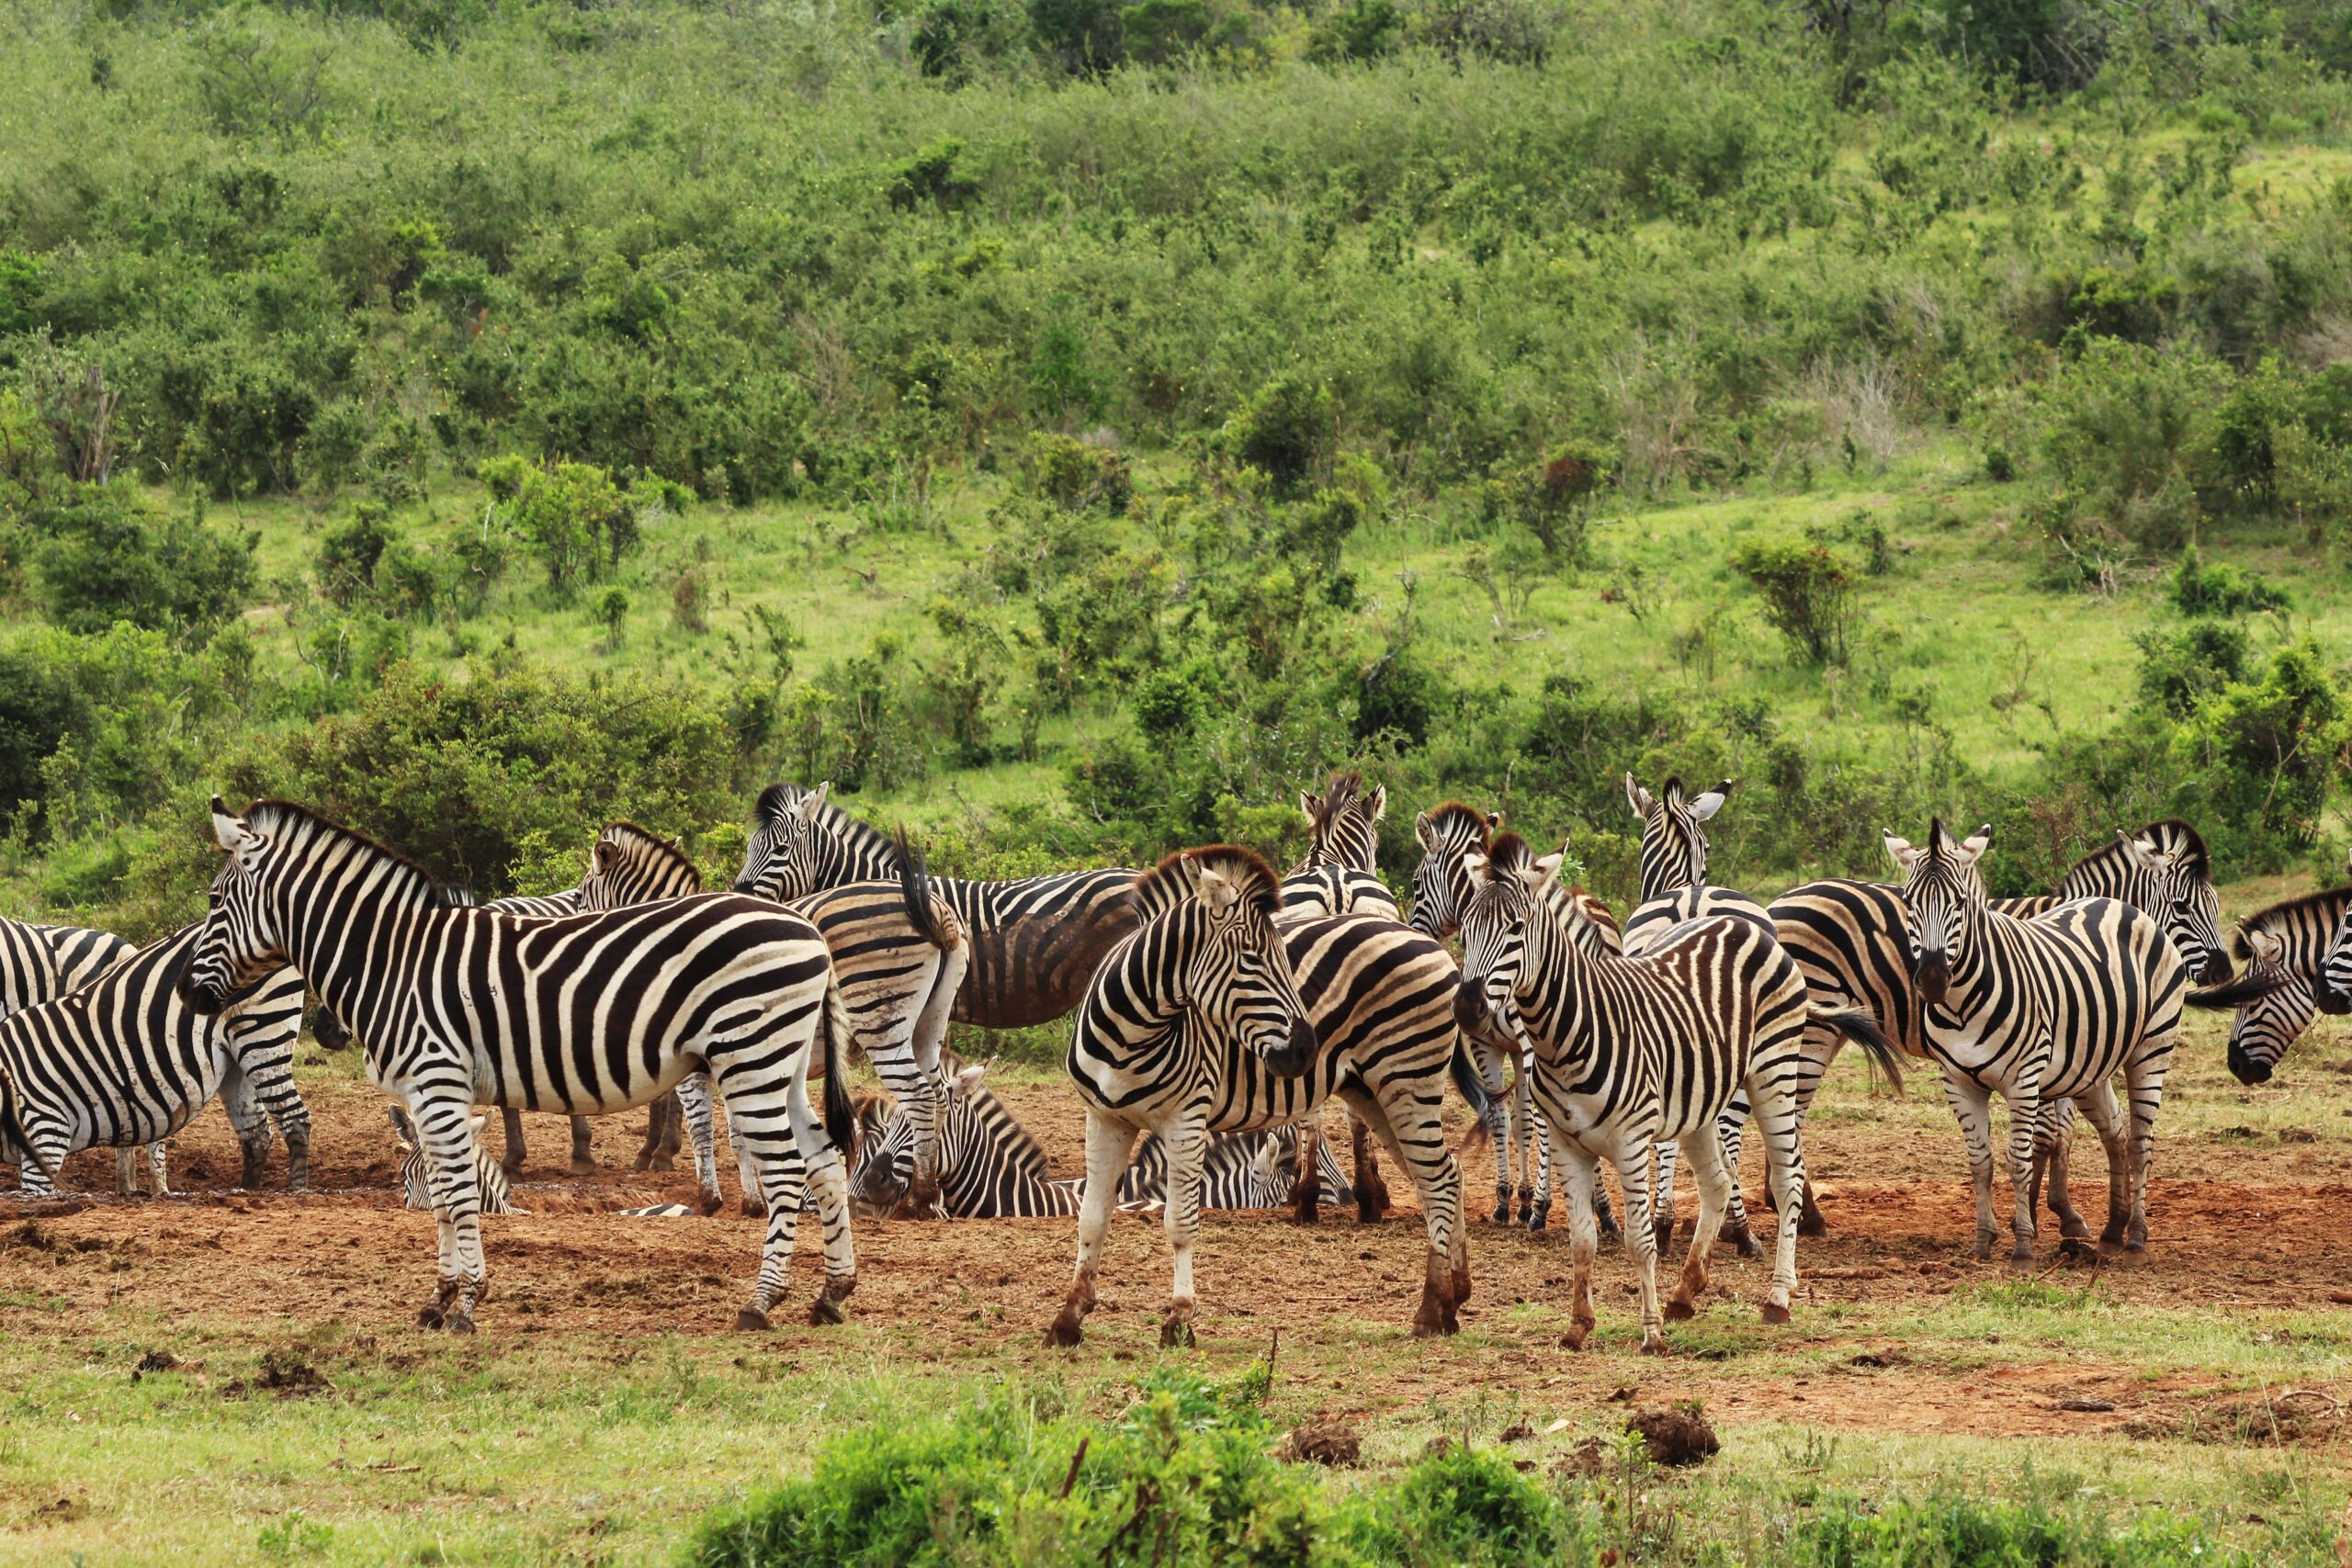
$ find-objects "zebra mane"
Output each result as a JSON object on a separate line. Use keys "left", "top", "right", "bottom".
{"left": 2233, "top": 885, "right": 2352, "bottom": 961}
{"left": 595, "top": 821, "right": 700, "bottom": 887}
{"left": 1306, "top": 770, "right": 1364, "bottom": 829}
{"left": 1483, "top": 830, "right": 1536, "bottom": 874}
{"left": 1133, "top": 845, "right": 1282, "bottom": 920}
{"left": 1424, "top": 801, "right": 1494, "bottom": 846}
{"left": 2135, "top": 818, "right": 2210, "bottom": 877}
{"left": 241, "top": 801, "right": 454, "bottom": 910}
{"left": 762, "top": 782, "right": 900, "bottom": 866}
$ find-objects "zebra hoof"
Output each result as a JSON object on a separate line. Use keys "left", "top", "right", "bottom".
{"left": 1558, "top": 1323, "right": 1592, "bottom": 1351}
{"left": 1525, "top": 1207, "right": 1549, "bottom": 1234}
{"left": 808, "top": 1294, "right": 845, "bottom": 1326}
{"left": 2058, "top": 1236, "right": 2097, "bottom": 1263}
{"left": 571, "top": 1156, "right": 601, "bottom": 1177}
{"left": 2123, "top": 1235, "right": 2146, "bottom": 1254}
{"left": 1652, "top": 1220, "right": 1675, "bottom": 1255}
{"left": 416, "top": 1305, "right": 445, "bottom": 1329}
{"left": 1044, "top": 1314, "right": 1084, "bottom": 1349}
{"left": 1972, "top": 1236, "right": 1995, "bottom": 1261}
{"left": 1664, "top": 1296, "right": 1695, "bottom": 1322}
{"left": 2009, "top": 1243, "right": 2036, "bottom": 1267}
{"left": 1760, "top": 1301, "right": 1791, "bottom": 1325}
{"left": 740, "top": 1197, "right": 767, "bottom": 1219}
{"left": 1489, "top": 1199, "right": 1510, "bottom": 1225}
{"left": 445, "top": 1310, "right": 477, "bottom": 1336}
{"left": 1159, "top": 1315, "right": 1195, "bottom": 1349}
{"left": 1639, "top": 1337, "right": 1670, "bottom": 1358}
{"left": 734, "top": 1307, "right": 773, "bottom": 1332}
{"left": 1731, "top": 1224, "right": 1764, "bottom": 1261}
{"left": 696, "top": 1190, "right": 725, "bottom": 1217}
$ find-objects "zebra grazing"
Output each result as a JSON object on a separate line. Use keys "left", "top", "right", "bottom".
{"left": 2181, "top": 880, "right": 2352, "bottom": 1086}
{"left": 850, "top": 1059, "right": 1353, "bottom": 1219}
{"left": 1277, "top": 770, "right": 1398, "bottom": 1225}
{"left": 0, "top": 921, "right": 307, "bottom": 1199}
{"left": 1408, "top": 798, "right": 1623, "bottom": 1235}
{"left": 1886, "top": 819, "right": 2186, "bottom": 1262}
{"left": 175, "top": 798, "right": 858, "bottom": 1335}
{"left": 1767, "top": 817, "right": 2230, "bottom": 1234}
{"left": 1049, "top": 847, "right": 1475, "bottom": 1348}
{"left": 1455, "top": 831, "right": 1900, "bottom": 1353}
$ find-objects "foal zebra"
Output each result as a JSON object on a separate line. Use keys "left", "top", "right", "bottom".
{"left": 1, "top": 918, "right": 158, "bottom": 1191}
{"left": 0, "top": 920, "right": 307, "bottom": 1198}
{"left": 175, "top": 798, "right": 857, "bottom": 1334}
{"left": 1455, "top": 831, "right": 1900, "bottom": 1353}
{"left": 2180, "top": 877, "right": 2352, "bottom": 1086}
{"left": 1886, "top": 819, "right": 2186, "bottom": 1261}
{"left": 1050, "top": 848, "right": 1475, "bottom": 1347}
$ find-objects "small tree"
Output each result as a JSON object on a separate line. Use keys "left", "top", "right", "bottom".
{"left": 595, "top": 587, "right": 630, "bottom": 653}
{"left": 1730, "top": 537, "right": 1857, "bottom": 666}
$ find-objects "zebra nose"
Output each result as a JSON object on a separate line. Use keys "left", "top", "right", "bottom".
{"left": 730, "top": 878, "right": 757, "bottom": 895}
{"left": 2197, "top": 952, "right": 2233, "bottom": 987}
{"left": 1913, "top": 951, "right": 1949, "bottom": 1005}
{"left": 1452, "top": 977, "right": 1487, "bottom": 1032}
{"left": 2313, "top": 977, "right": 2351, "bottom": 1017}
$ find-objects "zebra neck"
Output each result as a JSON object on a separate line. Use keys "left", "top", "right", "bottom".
{"left": 2054, "top": 843, "right": 2141, "bottom": 905}
{"left": 274, "top": 877, "right": 436, "bottom": 1048}
{"left": 813, "top": 806, "right": 899, "bottom": 886}
{"left": 1512, "top": 928, "right": 1593, "bottom": 1069}
{"left": 1938, "top": 903, "right": 2028, "bottom": 1019}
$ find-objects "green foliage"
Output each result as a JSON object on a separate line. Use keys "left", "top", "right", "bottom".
{"left": 1224, "top": 377, "right": 1334, "bottom": 498}
{"left": 2171, "top": 640, "right": 2348, "bottom": 850}
{"left": 2165, "top": 546, "right": 2285, "bottom": 618}
{"left": 1729, "top": 537, "right": 1858, "bottom": 667}
{"left": 22, "top": 483, "right": 255, "bottom": 645}
{"left": 1789, "top": 1486, "right": 2224, "bottom": 1565}
{"left": 478, "top": 456, "right": 668, "bottom": 592}
{"left": 317, "top": 502, "right": 392, "bottom": 607}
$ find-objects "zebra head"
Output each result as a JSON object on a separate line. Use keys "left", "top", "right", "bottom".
{"left": 1298, "top": 771, "right": 1385, "bottom": 874}
{"left": 1409, "top": 801, "right": 1500, "bottom": 939}
{"left": 2117, "top": 821, "right": 2230, "bottom": 987}
{"left": 1884, "top": 818, "right": 1993, "bottom": 1009}
{"left": 1624, "top": 773, "right": 1731, "bottom": 901}
{"left": 1141, "top": 847, "right": 1317, "bottom": 1075}
{"left": 177, "top": 798, "right": 297, "bottom": 1016}
{"left": 732, "top": 783, "right": 831, "bottom": 900}
{"left": 2188, "top": 926, "right": 2312, "bottom": 1086}
{"left": 580, "top": 822, "right": 702, "bottom": 911}
{"left": 847, "top": 1092, "right": 917, "bottom": 1218}
{"left": 1453, "top": 830, "right": 1566, "bottom": 1052}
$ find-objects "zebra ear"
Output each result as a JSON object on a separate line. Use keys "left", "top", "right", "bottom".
{"left": 1415, "top": 811, "right": 1437, "bottom": 852}
{"left": 1486, "top": 811, "right": 1502, "bottom": 833}
{"left": 210, "top": 798, "right": 255, "bottom": 856}
{"left": 1193, "top": 863, "right": 1243, "bottom": 914}
{"left": 2117, "top": 829, "right": 2172, "bottom": 873}
{"left": 1362, "top": 784, "right": 1387, "bottom": 826}
{"left": 1528, "top": 850, "right": 1566, "bottom": 892}
{"left": 1882, "top": 830, "right": 1918, "bottom": 869}
{"left": 953, "top": 1063, "right": 987, "bottom": 1097}
{"left": 1461, "top": 852, "right": 1491, "bottom": 884}
{"left": 1956, "top": 824, "right": 1994, "bottom": 863}
{"left": 468, "top": 1112, "right": 488, "bottom": 1137}
{"left": 593, "top": 838, "right": 619, "bottom": 871}
{"left": 2245, "top": 926, "right": 2286, "bottom": 966}
{"left": 1690, "top": 780, "right": 1733, "bottom": 822}
{"left": 796, "top": 784, "right": 830, "bottom": 824}
{"left": 1299, "top": 788, "right": 1320, "bottom": 824}
{"left": 1623, "top": 773, "right": 1653, "bottom": 820}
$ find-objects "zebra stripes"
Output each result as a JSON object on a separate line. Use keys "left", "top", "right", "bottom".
{"left": 2319, "top": 849, "right": 2352, "bottom": 1021}
{"left": 175, "top": 797, "right": 858, "bottom": 1335}
{"left": 392, "top": 1106, "right": 517, "bottom": 1215}
{"left": 0, "top": 920, "right": 307, "bottom": 1198}
{"left": 2180, "top": 874, "right": 2351, "bottom": 1086}
{"left": 1050, "top": 847, "right": 1474, "bottom": 1346}
{"left": 1886, "top": 819, "right": 2186, "bottom": 1261}
{"left": 2, "top": 918, "right": 158, "bottom": 1192}
{"left": 1455, "top": 831, "right": 1898, "bottom": 1351}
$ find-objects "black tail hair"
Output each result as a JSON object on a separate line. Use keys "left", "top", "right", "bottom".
{"left": 820, "top": 973, "right": 857, "bottom": 1161}
{"left": 893, "top": 829, "right": 954, "bottom": 952}
{"left": 1816, "top": 1007, "right": 1906, "bottom": 1097}
{"left": 1449, "top": 1035, "right": 1492, "bottom": 1119}
{"left": 2188, "top": 970, "right": 2295, "bottom": 1010}
{"left": 310, "top": 1003, "right": 353, "bottom": 1052}
{"left": 1, "top": 1067, "right": 56, "bottom": 1186}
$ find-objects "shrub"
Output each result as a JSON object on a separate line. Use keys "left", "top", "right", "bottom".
{"left": 1729, "top": 536, "right": 1858, "bottom": 667}
{"left": 28, "top": 483, "right": 256, "bottom": 646}
{"left": 318, "top": 503, "right": 393, "bottom": 607}
{"left": 2134, "top": 620, "right": 2248, "bottom": 717}
{"left": 2171, "top": 640, "right": 2348, "bottom": 849}
{"left": 0, "top": 648, "right": 77, "bottom": 830}
{"left": 477, "top": 456, "right": 664, "bottom": 591}
{"left": 1223, "top": 376, "right": 1333, "bottom": 498}
{"left": 1026, "top": 432, "right": 1132, "bottom": 514}
{"left": 2165, "top": 545, "right": 2286, "bottom": 617}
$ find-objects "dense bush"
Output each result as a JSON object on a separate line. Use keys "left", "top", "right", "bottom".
{"left": 19, "top": 483, "right": 256, "bottom": 645}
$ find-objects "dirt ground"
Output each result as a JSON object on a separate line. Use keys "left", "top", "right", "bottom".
{"left": 7, "top": 1060, "right": 2352, "bottom": 1447}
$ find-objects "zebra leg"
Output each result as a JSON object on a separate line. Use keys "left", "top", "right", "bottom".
{"left": 1159, "top": 1116, "right": 1209, "bottom": 1348}
{"left": 1614, "top": 1146, "right": 1668, "bottom": 1356}
{"left": 499, "top": 1108, "right": 527, "bottom": 1178}
{"left": 569, "top": 1115, "right": 596, "bottom": 1176}
{"left": 1345, "top": 1082, "right": 1465, "bottom": 1334}
{"left": 865, "top": 1050, "right": 944, "bottom": 1220}
{"left": 2119, "top": 1034, "right": 2174, "bottom": 1253}
{"left": 228, "top": 1046, "right": 311, "bottom": 1192}
{"left": 115, "top": 1147, "right": 141, "bottom": 1196}
{"left": 2065, "top": 1083, "right": 2127, "bottom": 1254}
{"left": 1553, "top": 1133, "right": 1602, "bottom": 1350}
{"left": 1747, "top": 1072, "right": 1809, "bottom": 1325}
{"left": 718, "top": 1052, "right": 817, "bottom": 1331}
{"left": 786, "top": 1055, "right": 856, "bottom": 1325}
{"left": 1667, "top": 1122, "right": 1735, "bottom": 1325}
{"left": 216, "top": 1060, "right": 276, "bottom": 1191}
{"left": 1351, "top": 1111, "right": 1391, "bottom": 1224}
{"left": 1715, "top": 1094, "right": 1762, "bottom": 1259}
{"left": 147, "top": 1141, "right": 169, "bottom": 1197}
{"left": 673, "top": 1074, "right": 722, "bottom": 1213}
{"left": 412, "top": 1096, "right": 492, "bottom": 1333}
{"left": 1650, "top": 1139, "right": 1679, "bottom": 1255}
{"left": 1939, "top": 1075, "right": 2003, "bottom": 1260}
{"left": 1475, "top": 1041, "right": 1511, "bottom": 1224}
{"left": 1046, "top": 1111, "right": 1139, "bottom": 1348}
{"left": 2003, "top": 1083, "right": 2043, "bottom": 1265}
{"left": 2036, "top": 1100, "right": 2091, "bottom": 1252}
{"left": 634, "top": 1095, "right": 673, "bottom": 1171}
{"left": 1523, "top": 1090, "right": 1554, "bottom": 1233}
{"left": 1291, "top": 1116, "right": 1321, "bottom": 1225}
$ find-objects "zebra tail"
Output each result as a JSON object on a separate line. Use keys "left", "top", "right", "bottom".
{"left": 1815, "top": 1006, "right": 1906, "bottom": 1098}
{"left": 820, "top": 967, "right": 857, "bottom": 1161}
{"left": 1448, "top": 1035, "right": 1492, "bottom": 1120}
{"left": 893, "top": 829, "right": 954, "bottom": 953}
{"left": 0, "top": 1066, "right": 55, "bottom": 1186}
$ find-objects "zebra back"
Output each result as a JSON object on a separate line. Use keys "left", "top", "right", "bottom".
{"left": 580, "top": 822, "right": 703, "bottom": 909}
{"left": 0, "top": 917, "right": 137, "bottom": 1018}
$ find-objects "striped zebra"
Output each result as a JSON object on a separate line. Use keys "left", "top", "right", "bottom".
{"left": 2178, "top": 886, "right": 2349, "bottom": 1085}
{"left": 850, "top": 1058, "right": 1352, "bottom": 1219}
{"left": 1408, "top": 799, "right": 1625, "bottom": 1235}
{"left": 392, "top": 1106, "right": 518, "bottom": 1214}
{"left": 582, "top": 820, "right": 965, "bottom": 1217}
{"left": 1049, "top": 848, "right": 1475, "bottom": 1348}
{"left": 1885, "top": 820, "right": 2186, "bottom": 1261}
{"left": 1767, "top": 817, "right": 2230, "bottom": 1235}
{"left": 174, "top": 798, "right": 857, "bottom": 1335}
{"left": 2317, "top": 848, "right": 2352, "bottom": 1024}
{"left": 0, "top": 920, "right": 307, "bottom": 1200}
{"left": 1276, "top": 770, "right": 1397, "bottom": 1225}
{"left": 2, "top": 919, "right": 155, "bottom": 1191}
{"left": 1455, "top": 831, "right": 1901, "bottom": 1352}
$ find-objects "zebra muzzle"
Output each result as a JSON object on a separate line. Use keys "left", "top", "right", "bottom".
{"left": 1261, "top": 1014, "right": 1318, "bottom": 1077}
{"left": 1912, "top": 953, "right": 1950, "bottom": 1007}
{"left": 1451, "top": 978, "right": 1489, "bottom": 1033}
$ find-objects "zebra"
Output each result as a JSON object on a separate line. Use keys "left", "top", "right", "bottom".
{"left": 391, "top": 1105, "right": 518, "bottom": 1215}
{"left": 1885, "top": 819, "right": 2186, "bottom": 1262}
{"left": 1454, "top": 830, "right": 1901, "bottom": 1353}
{"left": 1408, "top": 798, "right": 1623, "bottom": 1235}
{"left": 174, "top": 797, "right": 858, "bottom": 1335}
{"left": 1766, "top": 817, "right": 2230, "bottom": 1235}
{"left": 850, "top": 1057, "right": 1353, "bottom": 1219}
{"left": 580, "top": 819, "right": 965, "bottom": 1218}
{"left": 1048, "top": 847, "right": 1476, "bottom": 1348}
{"left": 3, "top": 919, "right": 153, "bottom": 1192}
{"left": 2185, "top": 874, "right": 2352, "bottom": 1085}
{"left": 0, "top": 920, "right": 307, "bottom": 1200}
{"left": 2318, "top": 847, "right": 2352, "bottom": 1024}
{"left": 1276, "top": 770, "right": 1397, "bottom": 1225}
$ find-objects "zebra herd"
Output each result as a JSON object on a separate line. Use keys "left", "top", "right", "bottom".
{"left": 0, "top": 771, "right": 2343, "bottom": 1351}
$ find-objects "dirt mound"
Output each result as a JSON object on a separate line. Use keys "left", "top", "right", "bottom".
{"left": 1627, "top": 1405, "right": 1718, "bottom": 1467}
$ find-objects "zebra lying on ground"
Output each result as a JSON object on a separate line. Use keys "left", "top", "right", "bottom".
{"left": 848, "top": 1057, "right": 1354, "bottom": 1219}
{"left": 1050, "top": 847, "right": 1476, "bottom": 1348}
{"left": 176, "top": 798, "right": 857, "bottom": 1335}
{"left": 2181, "top": 870, "right": 2352, "bottom": 1084}
{"left": 1885, "top": 819, "right": 2185, "bottom": 1262}
{"left": 1454, "top": 830, "right": 1901, "bottom": 1353}
{"left": 1409, "top": 799, "right": 1625, "bottom": 1236}
{"left": 0, "top": 919, "right": 307, "bottom": 1199}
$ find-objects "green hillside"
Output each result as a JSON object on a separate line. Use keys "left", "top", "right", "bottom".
{"left": 4, "top": 0, "right": 2352, "bottom": 931}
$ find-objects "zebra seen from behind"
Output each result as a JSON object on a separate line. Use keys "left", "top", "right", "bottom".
{"left": 175, "top": 798, "right": 859, "bottom": 1335}
{"left": 1454, "top": 830, "right": 1902, "bottom": 1353}
{"left": 1050, "top": 848, "right": 1476, "bottom": 1347}
{"left": 0, "top": 920, "right": 307, "bottom": 1199}
{"left": 1886, "top": 819, "right": 2186, "bottom": 1262}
